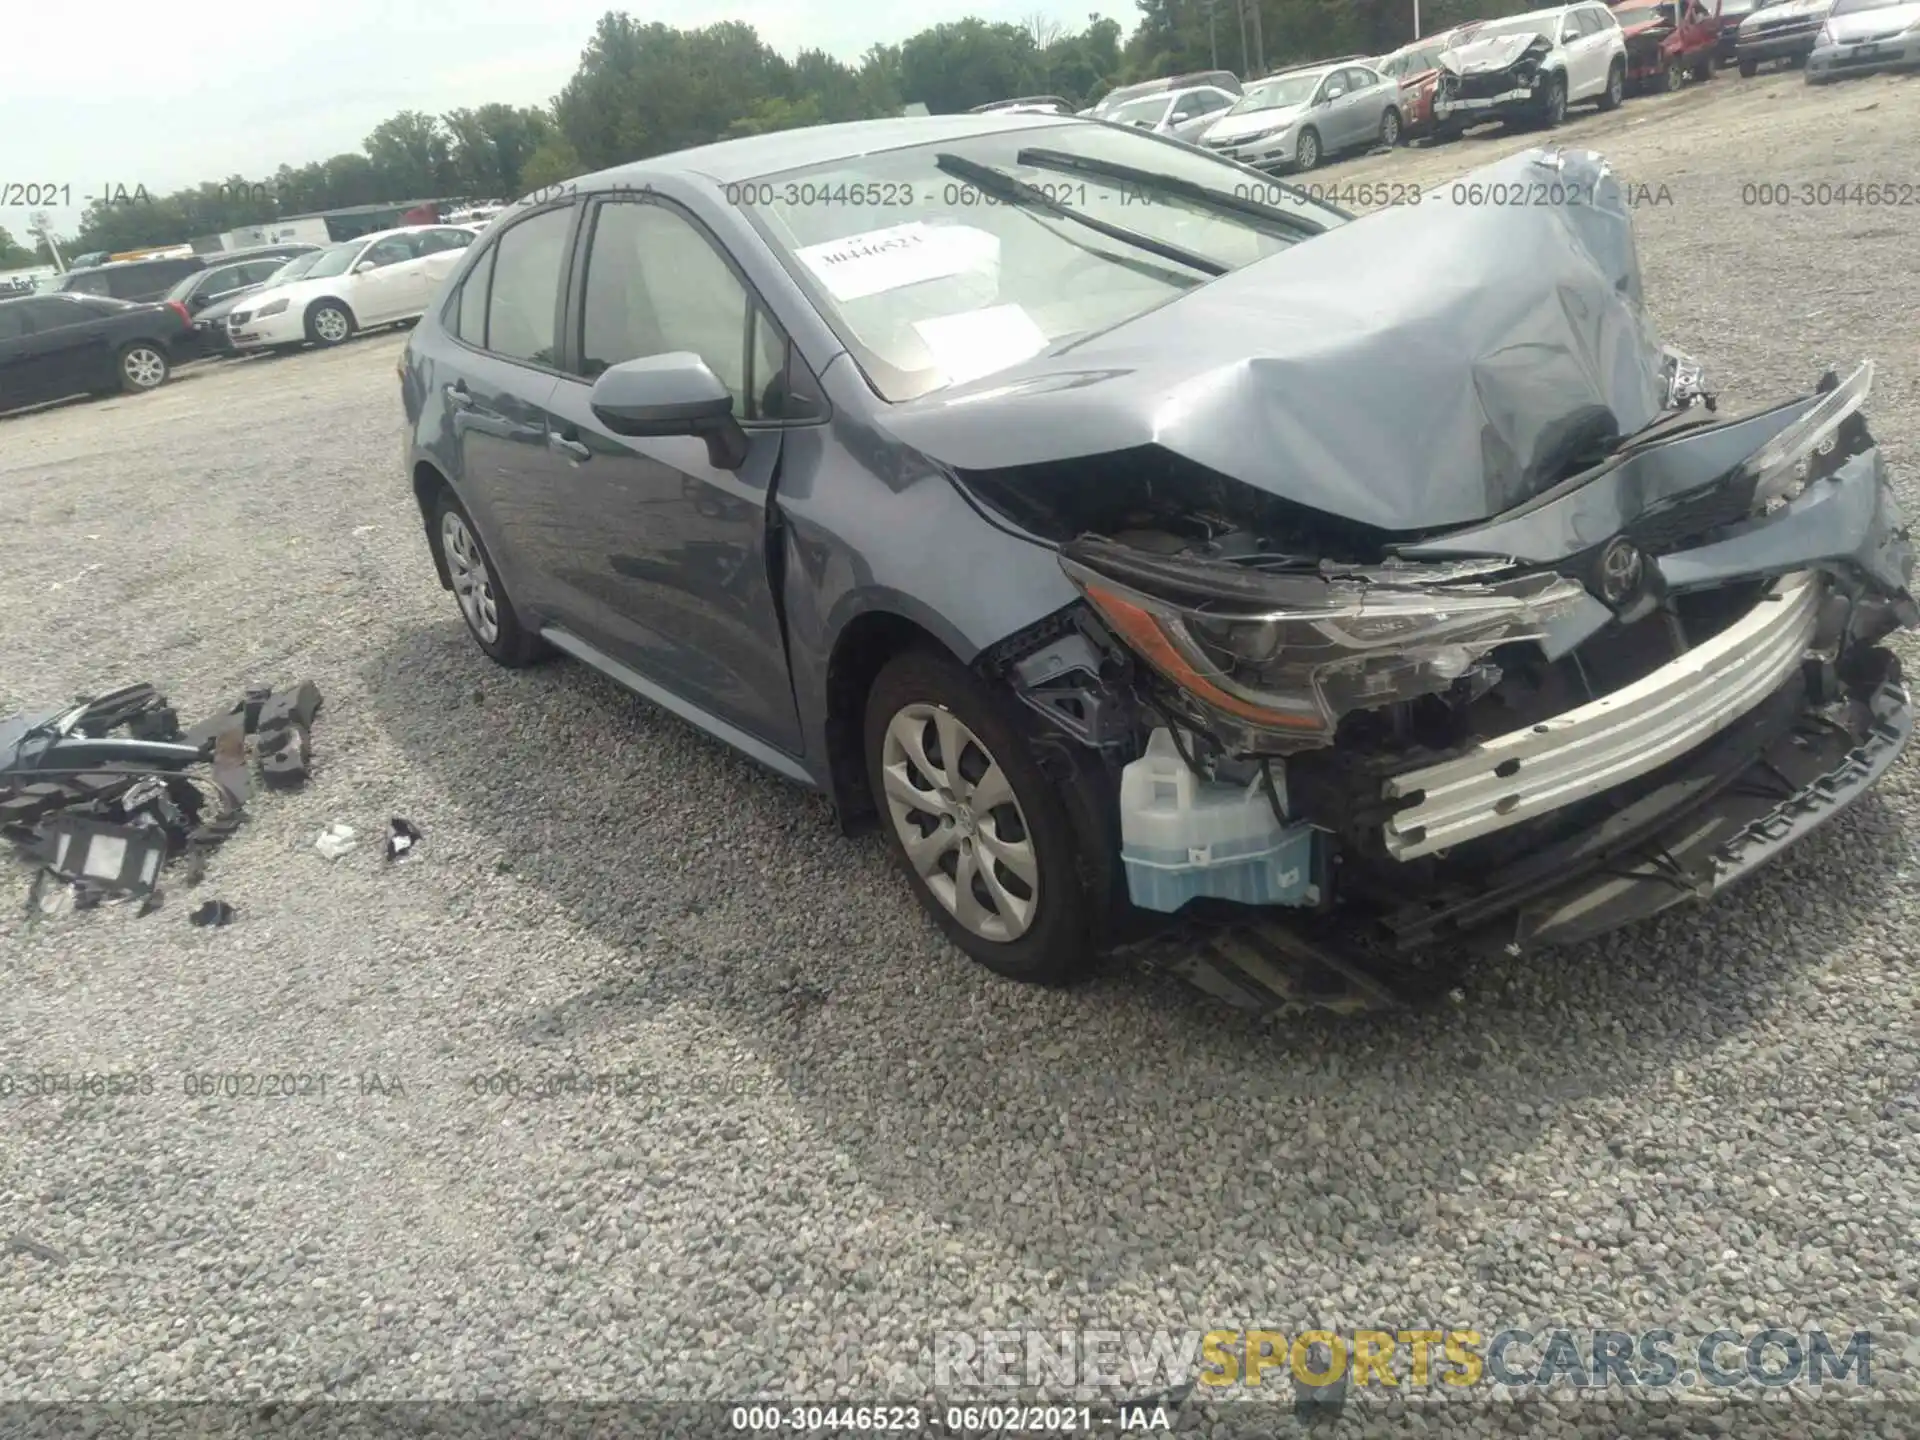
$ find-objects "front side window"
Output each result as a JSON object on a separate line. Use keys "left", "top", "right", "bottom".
{"left": 1229, "top": 73, "right": 1323, "bottom": 113}
{"left": 1107, "top": 95, "right": 1173, "bottom": 127}
{"left": 362, "top": 236, "right": 415, "bottom": 269}
{"left": 305, "top": 242, "right": 368, "bottom": 280}
{"left": 417, "top": 228, "right": 475, "bottom": 255}
{"left": 484, "top": 206, "right": 572, "bottom": 365}
{"left": 738, "top": 122, "right": 1341, "bottom": 403}
{"left": 578, "top": 199, "right": 785, "bottom": 417}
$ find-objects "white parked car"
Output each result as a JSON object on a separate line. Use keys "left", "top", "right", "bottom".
{"left": 226, "top": 225, "right": 478, "bottom": 353}
{"left": 1101, "top": 83, "right": 1242, "bottom": 142}
{"left": 1433, "top": 2, "right": 1629, "bottom": 128}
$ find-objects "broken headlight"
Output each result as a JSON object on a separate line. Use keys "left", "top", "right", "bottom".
{"left": 1061, "top": 553, "right": 1588, "bottom": 743}
{"left": 1744, "top": 361, "right": 1872, "bottom": 513}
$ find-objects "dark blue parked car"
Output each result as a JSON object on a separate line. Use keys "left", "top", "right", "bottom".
{"left": 399, "top": 115, "right": 1914, "bottom": 1014}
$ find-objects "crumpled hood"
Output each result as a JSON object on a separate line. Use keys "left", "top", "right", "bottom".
{"left": 1441, "top": 32, "right": 1550, "bottom": 74}
{"left": 876, "top": 146, "right": 1668, "bottom": 534}
{"left": 1202, "top": 103, "right": 1308, "bottom": 142}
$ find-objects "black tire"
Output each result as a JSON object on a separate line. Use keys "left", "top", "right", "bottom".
{"left": 1379, "top": 106, "right": 1402, "bottom": 148}
{"left": 304, "top": 300, "right": 355, "bottom": 348}
{"left": 1600, "top": 59, "right": 1627, "bottom": 110}
{"left": 863, "top": 647, "right": 1094, "bottom": 985}
{"left": 1691, "top": 54, "right": 1713, "bottom": 81}
{"left": 428, "top": 487, "right": 545, "bottom": 667}
{"left": 1662, "top": 59, "right": 1684, "bottom": 92}
{"left": 1292, "top": 126, "right": 1322, "bottom": 172}
{"left": 1786, "top": 52, "right": 1806, "bottom": 67}
{"left": 116, "top": 342, "right": 170, "bottom": 395}
{"left": 1541, "top": 72, "right": 1568, "bottom": 126}
{"left": 1739, "top": 57, "right": 1758, "bottom": 77}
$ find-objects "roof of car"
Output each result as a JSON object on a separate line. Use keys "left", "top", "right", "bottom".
{"left": 576, "top": 114, "right": 1087, "bottom": 187}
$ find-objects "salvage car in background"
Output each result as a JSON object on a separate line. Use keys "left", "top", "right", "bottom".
{"left": 1734, "top": 0, "right": 1835, "bottom": 71}
{"left": 1612, "top": 0, "right": 1724, "bottom": 88}
{"left": 227, "top": 225, "right": 477, "bottom": 354}
{"left": 54, "top": 254, "right": 207, "bottom": 304}
{"left": 0, "top": 293, "right": 191, "bottom": 409}
{"left": 1435, "top": 2, "right": 1629, "bottom": 128}
{"left": 1199, "top": 60, "right": 1403, "bottom": 171}
{"left": 1806, "top": 0, "right": 1920, "bottom": 80}
{"left": 398, "top": 114, "right": 1916, "bottom": 1012}
{"left": 1089, "top": 71, "right": 1243, "bottom": 119}
{"left": 1374, "top": 38, "right": 1458, "bottom": 140}
{"left": 163, "top": 246, "right": 319, "bottom": 359}
{"left": 191, "top": 250, "right": 330, "bottom": 358}
{"left": 1099, "top": 84, "right": 1242, "bottom": 142}
{"left": 1716, "top": 0, "right": 1775, "bottom": 59}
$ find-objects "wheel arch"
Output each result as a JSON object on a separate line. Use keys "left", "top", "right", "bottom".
{"left": 822, "top": 608, "right": 956, "bottom": 834}
{"left": 412, "top": 459, "right": 454, "bottom": 590}
{"left": 306, "top": 294, "right": 358, "bottom": 328}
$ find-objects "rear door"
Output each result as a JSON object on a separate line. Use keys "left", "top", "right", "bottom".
{"left": 0, "top": 302, "right": 43, "bottom": 408}
{"left": 411, "top": 227, "right": 479, "bottom": 312}
{"left": 437, "top": 202, "right": 578, "bottom": 622}
{"left": 539, "top": 190, "right": 805, "bottom": 753}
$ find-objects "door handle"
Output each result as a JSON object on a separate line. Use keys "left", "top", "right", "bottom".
{"left": 548, "top": 431, "right": 590, "bottom": 461}
{"left": 444, "top": 383, "right": 473, "bottom": 409}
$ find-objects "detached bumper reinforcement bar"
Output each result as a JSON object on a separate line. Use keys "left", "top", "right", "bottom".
{"left": 1382, "top": 571, "right": 1822, "bottom": 860}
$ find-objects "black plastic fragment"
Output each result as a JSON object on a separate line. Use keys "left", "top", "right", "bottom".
{"left": 137, "top": 889, "right": 164, "bottom": 917}
{"left": 189, "top": 899, "right": 235, "bottom": 927}
{"left": 386, "top": 817, "right": 422, "bottom": 861}
{"left": 241, "top": 685, "right": 273, "bottom": 733}
{"left": 257, "top": 722, "right": 311, "bottom": 789}
{"left": 36, "top": 814, "right": 167, "bottom": 896}
{"left": 255, "top": 682, "right": 323, "bottom": 740}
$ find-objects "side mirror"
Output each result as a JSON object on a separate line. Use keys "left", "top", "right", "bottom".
{"left": 354, "top": 260, "right": 377, "bottom": 274}
{"left": 589, "top": 352, "right": 748, "bottom": 470}
{"left": 1324, "top": 87, "right": 1345, "bottom": 101}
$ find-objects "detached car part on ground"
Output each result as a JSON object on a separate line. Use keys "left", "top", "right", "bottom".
{"left": 402, "top": 116, "right": 1915, "bottom": 1016}
{"left": 1806, "top": 0, "right": 1920, "bottom": 80}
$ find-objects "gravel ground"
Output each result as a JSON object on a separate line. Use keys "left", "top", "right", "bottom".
{"left": 3, "top": 68, "right": 1918, "bottom": 1437}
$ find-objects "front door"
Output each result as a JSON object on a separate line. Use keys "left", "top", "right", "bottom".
{"left": 540, "top": 192, "right": 804, "bottom": 755}
{"left": 348, "top": 234, "right": 418, "bottom": 324}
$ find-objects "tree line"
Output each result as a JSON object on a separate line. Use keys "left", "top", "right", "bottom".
{"left": 8, "top": 0, "right": 1535, "bottom": 263}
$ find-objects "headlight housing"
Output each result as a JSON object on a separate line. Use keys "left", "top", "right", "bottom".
{"left": 1744, "top": 361, "right": 1873, "bottom": 513}
{"left": 1060, "top": 546, "right": 1588, "bottom": 744}
{"left": 255, "top": 298, "right": 290, "bottom": 319}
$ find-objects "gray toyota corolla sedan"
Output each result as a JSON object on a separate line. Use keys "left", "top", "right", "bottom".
{"left": 399, "top": 115, "right": 1916, "bottom": 1014}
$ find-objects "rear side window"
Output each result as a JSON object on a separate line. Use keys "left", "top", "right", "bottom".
{"left": 22, "top": 297, "right": 88, "bottom": 331}
{"left": 453, "top": 246, "right": 495, "bottom": 344}
{"left": 416, "top": 228, "right": 475, "bottom": 255}
{"left": 0, "top": 303, "right": 28, "bottom": 339}
{"left": 62, "top": 271, "right": 111, "bottom": 296}
{"left": 483, "top": 207, "right": 572, "bottom": 365}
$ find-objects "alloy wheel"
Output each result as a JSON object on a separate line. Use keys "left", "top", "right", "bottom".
{"left": 1296, "top": 130, "right": 1319, "bottom": 170}
{"left": 315, "top": 307, "right": 349, "bottom": 344}
{"left": 441, "top": 510, "right": 499, "bottom": 644}
{"left": 880, "top": 702, "right": 1039, "bottom": 943}
{"left": 122, "top": 347, "right": 166, "bottom": 390}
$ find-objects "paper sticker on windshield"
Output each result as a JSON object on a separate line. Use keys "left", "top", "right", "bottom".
{"left": 912, "top": 304, "right": 1047, "bottom": 387}
{"left": 796, "top": 222, "right": 996, "bottom": 302}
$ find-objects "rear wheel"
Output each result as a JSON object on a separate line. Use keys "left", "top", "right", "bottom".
{"left": 1663, "top": 58, "right": 1685, "bottom": 92}
{"left": 1739, "top": 57, "right": 1759, "bottom": 76}
{"left": 1379, "top": 107, "right": 1402, "bottom": 148}
{"left": 1600, "top": 59, "right": 1627, "bottom": 109}
{"left": 117, "top": 343, "right": 170, "bottom": 394}
{"left": 864, "top": 648, "right": 1093, "bottom": 984}
{"left": 1691, "top": 53, "right": 1713, "bottom": 81}
{"left": 430, "top": 489, "right": 545, "bottom": 667}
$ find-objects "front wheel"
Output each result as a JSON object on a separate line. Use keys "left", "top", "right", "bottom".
{"left": 1691, "top": 54, "right": 1713, "bottom": 81}
{"left": 864, "top": 648, "right": 1093, "bottom": 984}
{"left": 117, "top": 343, "right": 170, "bottom": 394}
{"left": 1292, "top": 126, "right": 1322, "bottom": 172}
{"left": 1739, "top": 57, "right": 1759, "bottom": 77}
{"left": 1379, "top": 107, "right": 1402, "bottom": 148}
{"left": 305, "top": 301, "right": 354, "bottom": 348}
{"left": 1541, "top": 73, "right": 1569, "bottom": 126}
{"left": 1600, "top": 60, "right": 1627, "bottom": 110}
{"left": 1663, "top": 59, "right": 1684, "bottom": 92}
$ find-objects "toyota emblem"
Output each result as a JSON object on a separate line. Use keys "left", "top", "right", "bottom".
{"left": 1596, "top": 538, "right": 1644, "bottom": 605}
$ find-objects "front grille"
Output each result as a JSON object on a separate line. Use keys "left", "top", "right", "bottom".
{"left": 1452, "top": 69, "right": 1528, "bottom": 99}
{"left": 1749, "top": 16, "right": 1820, "bottom": 37}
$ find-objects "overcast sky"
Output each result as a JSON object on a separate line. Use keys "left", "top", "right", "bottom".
{"left": 1, "top": 0, "right": 1140, "bottom": 243}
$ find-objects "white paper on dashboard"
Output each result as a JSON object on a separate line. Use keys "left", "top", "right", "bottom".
{"left": 911, "top": 304, "right": 1048, "bottom": 387}
{"left": 795, "top": 222, "right": 997, "bottom": 302}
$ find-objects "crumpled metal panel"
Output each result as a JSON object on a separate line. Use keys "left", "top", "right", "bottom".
{"left": 877, "top": 146, "right": 1666, "bottom": 533}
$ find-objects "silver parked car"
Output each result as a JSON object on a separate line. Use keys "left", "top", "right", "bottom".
{"left": 1101, "top": 84, "right": 1242, "bottom": 142}
{"left": 1198, "top": 60, "right": 1402, "bottom": 172}
{"left": 1807, "top": 0, "right": 1920, "bottom": 79}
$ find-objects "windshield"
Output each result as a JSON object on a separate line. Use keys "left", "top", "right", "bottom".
{"left": 1378, "top": 46, "right": 1441, "bottom": 76}
{"left": 1832, "top": 0, "right": 1907, "bottom": 12}
{"left": 1611, "top": 2, "right": 1673, "bottom": 23}
{"left": 1228, "top": 73, "right": 1323, "bottom": 113}
{"left": 1107, "top": 95, "right": 1172, "bottom": 126}
{"left": 264, "top": 251, "right": 324, "bottom": 285}
{"left": 304, "top": 241, "right": 367, "bottom": 280}
{"left": 736, "top": 123, "right": 1343, "bottom": 403}
{"left": 1459, "top": 15, "right": 1557, "bottom": 42}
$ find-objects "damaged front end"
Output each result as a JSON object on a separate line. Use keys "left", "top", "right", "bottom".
{"left": 1434, "top": 33, "right": 1558, "bottom": 124}
{"left": 982, "top": 360, "right": 1915, "bottom": 1014}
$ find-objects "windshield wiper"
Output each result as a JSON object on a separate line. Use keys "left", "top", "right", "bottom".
{"left": 1013, "top": 147, "right": 1335, "bottom": 233}
{"left": 932, "top": 153, "right": 1226, "bottom": 277}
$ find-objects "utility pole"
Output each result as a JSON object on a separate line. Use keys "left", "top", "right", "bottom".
{"left": 1236, "top": 0, "right": 1252, "bottom": 74}
{"left": 1248, "top": 0, "right": 1264, "bottom": 74}
{"left": 1206, "top": 0, "right": 1219, "bottom": 68}
{"left": 1414, "top": 0, "right": 1422, "bottom": 38}
{"left": 28, "top": 211, "right": 64, "bottom": 272}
